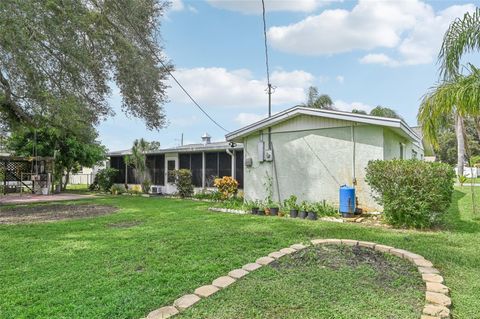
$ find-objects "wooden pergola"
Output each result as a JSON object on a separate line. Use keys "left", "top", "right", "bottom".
{"left": 0, "top": 156, "right": 54, "bottom": 195}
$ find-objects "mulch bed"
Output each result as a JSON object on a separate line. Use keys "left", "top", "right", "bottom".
{"left": 0, "top": 204, "right": 117, "bottom": 224}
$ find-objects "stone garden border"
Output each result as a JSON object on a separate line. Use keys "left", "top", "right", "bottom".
{"left": 143, "top": 239, "right": 451, "bottom": 319}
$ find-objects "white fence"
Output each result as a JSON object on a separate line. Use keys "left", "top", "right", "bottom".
{"left": 455, "top": 167, "right": 479, "bottom": 178}
{"left": 65, "top": 173, "right": 94, "bottom": 185}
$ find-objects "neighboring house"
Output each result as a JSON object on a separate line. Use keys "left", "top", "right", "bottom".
{"left": 226, "top": 106, "right": 423, "bottom": 211}
{"left": 108, "top": 134, "right": 244, "bottom": 194}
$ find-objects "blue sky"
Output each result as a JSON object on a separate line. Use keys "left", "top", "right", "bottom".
{"left": 98, "top": 0, "right": 479, "bottom": 151}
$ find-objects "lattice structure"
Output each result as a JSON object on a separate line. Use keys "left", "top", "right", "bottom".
{"left": 0, "top": 156, "right": 54, "bottom": 195}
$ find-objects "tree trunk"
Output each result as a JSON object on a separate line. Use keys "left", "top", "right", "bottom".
{"left": 63, "top": 169, "right": 70, "bottom": 190}
{"left": 456, "top": 113, "right": 466, "bottom": 180}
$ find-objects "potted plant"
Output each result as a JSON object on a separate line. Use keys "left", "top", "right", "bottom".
{"left": 299, "top": 201, "right": 309, "bottom": 219}
{"left": 283, "top": 195, "right": 298, "bottom": 218}
{"left": 258, "top": 202, "right": 266, "bottom": 216}
{"left": 307, "top": 202, "right": 318, "bottom": 220}
{"left": 246, "top": 200, "right": 259, "bottom": 215}
{"left": 269, "top": 202, "right": 279, "bottom": 216}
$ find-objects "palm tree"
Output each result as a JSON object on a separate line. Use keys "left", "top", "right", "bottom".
{"left": 124, "top": 138, "right": 151, "bottom": 190}
{"left": 418, "top": 65, "right": 480, "bottom": 176}
{"left": 304, "top": 86, "right": 334, "bottom": 110}
{"left": 419, "top": 8, "right": 480, "bottom": 178}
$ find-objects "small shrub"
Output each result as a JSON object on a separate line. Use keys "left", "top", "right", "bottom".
{"left": 458, "top": 175, "right": 468, "bottom": 186}
{"left": 310, "top": 201, "right": 338, "bottom": 217}
{"left": 170, "top": 169, "right": 194, "bottom": 198}
{"left": 283, "top": 195, "right": 298, "bottom": 211}
{"left": 89, "top": 168, "right": 119, "bottom": 192}
{"left": 110, "top": 184, "right": 126, "bottom": 195}
{"left": 142, "top": 179, "right": 152, "bottom": 193}
{"left": 365, "top": 159, "right": 454, "bottom": 228}
{"left": 128, "top": 184, "right": 142, "bottom": 195}
{"left": 213, "top": 176, "right": 239, "bottom": 199}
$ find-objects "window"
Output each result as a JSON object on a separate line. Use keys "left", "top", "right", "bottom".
{"left": 146, "top": 154, "right": 165, "bottom": 185}
{"left": 399, "top": 143, "right": 404, "bottom": 160}
{"left": 109, "top": 156, "right": 125, "bottom": 183}
{"left": 412, "top": 150, "right": 417, "bottom": 159}
{"left": 179, "top": 153, "right": 202, "bottom": 187}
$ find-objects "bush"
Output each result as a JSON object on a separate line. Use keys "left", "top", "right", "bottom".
{"left": 129, "top": 184, "right": 142, "bottom": 195}
{"left": 365, "top": 159, "right": 454, "bottom": 228}
{"left": 170, "top": 169, "right": 194, "bottom": 198}
{"left": 110, "top": 184, "right": 126, "bottom": 195}
{"left": 141, "top": 179, "right": 152, "bottom": 194}
{"left": 89, "top": 168, "right": 119, "bottom": 192}
{"left": 213, "top": 176, "right": 239, "bottom": 199}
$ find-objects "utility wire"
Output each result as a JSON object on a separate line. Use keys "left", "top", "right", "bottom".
{"left": 112, "top": 3, "right": 229, "bottom": 133}
{"left": 261, "top": 0, "right": 271, "bottom": 86}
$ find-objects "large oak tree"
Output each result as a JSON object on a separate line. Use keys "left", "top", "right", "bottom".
{"left": 0, "top": 0, "right": 172, "bottom": 130}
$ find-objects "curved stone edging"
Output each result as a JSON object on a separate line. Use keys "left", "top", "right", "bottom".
{"left": 144, "top": 239, "right": 451, "bottom": 319}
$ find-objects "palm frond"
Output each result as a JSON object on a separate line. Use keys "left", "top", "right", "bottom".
{"left": 418, "top": 66, "right": 480, "bottom": 147}
{"left": 439, "top": 7, "right": 480, "bottom": 79}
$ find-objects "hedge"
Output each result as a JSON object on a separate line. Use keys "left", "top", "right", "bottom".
{"left": 365, "top": 159, "right": 454, "bottom": 228}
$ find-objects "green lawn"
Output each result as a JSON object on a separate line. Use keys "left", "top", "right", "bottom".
{"left": 0, "top": 188, "right": 479, "bottom": 318}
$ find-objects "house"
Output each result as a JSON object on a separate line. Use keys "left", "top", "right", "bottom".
{"left": 226, "top": 106, "right": 423, "bottom": 211}
{"left": 108, "top": 134, "right": 244, "bottom": 194}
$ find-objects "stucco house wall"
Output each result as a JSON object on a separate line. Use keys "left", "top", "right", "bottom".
{"left": 241, "top": 114, "right": 422, "bottom": 211}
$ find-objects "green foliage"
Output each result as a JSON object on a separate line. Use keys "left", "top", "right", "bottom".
{"left": 0, "top": 0, "right": 171, "bottom": 129}
{"left": 124, "top": 138, "right": 160, "bottom": 189}
{"left": 171, "top": 169, "right": 194, "bottom": 198}
{"left": 7, "top": 125, "right": 106, "bottom": 188}
{"left": 418, "top": 65, "right": 480, "bottom": 148}
{"left": 365, "top": 159, "right": 455, "bottom": 228}
{"left": 351, "top": 109, "right": 367, "bottom": 115}
{"left": 470, "top": 155, "right": 480, "bottom": 166}
{"left": 304, "top": 86, "right": 334, "bottom": 110}
{"left": 110, "top": 184, "right": 126, "bottom": 195}
{"left": 141, "top": 179, "right": 152, "bottom": 194}
{"left": 369, "top": 106, "right": 402, "bottom": 119}
{"left": 283, "top": 195, "right": 298, "bottom": 211}
{"left": 439, "top": 7, "right": 480, "bottom": 79}
{"left": 89, "top": 168, "right": 119, "bottom": 192}
{"left": 458, "top": 175, "right": 468, "bottom": 186}
{"left": 310, "top": 201, "right": 338, "bottom": 216}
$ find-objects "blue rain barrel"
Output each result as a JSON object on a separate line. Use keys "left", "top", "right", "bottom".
{"left": 339, "top": 185, "right": 356, "bottom": 215}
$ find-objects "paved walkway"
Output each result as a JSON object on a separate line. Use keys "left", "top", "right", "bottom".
{"left": 0, "top": 193, "right": 96, "bottom": 205}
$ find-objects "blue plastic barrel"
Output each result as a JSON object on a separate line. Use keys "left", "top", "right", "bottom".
{"left": 339, "top": 185, "right": 356, "bottom": 215}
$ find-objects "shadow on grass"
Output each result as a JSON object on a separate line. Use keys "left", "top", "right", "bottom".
{"left": 445, "top": 189, "right": 480, "bottom": 234}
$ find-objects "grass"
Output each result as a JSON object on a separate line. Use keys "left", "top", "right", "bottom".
{"left": 178, "top": 245, "right": 424, "bottom": 319}
{"left": 0, "top": 187, "right": 479, "bottom": 318}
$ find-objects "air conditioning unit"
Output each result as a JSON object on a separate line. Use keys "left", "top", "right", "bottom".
{"left": 265, "top": 150, "right": 273, "bottom": 161}
{"left": 151, "top": 186, "right": 162, "bottom": 194}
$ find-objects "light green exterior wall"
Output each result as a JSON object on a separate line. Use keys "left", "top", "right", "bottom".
{"left": 242, "top": 115, "right": 422, "bottom": 211}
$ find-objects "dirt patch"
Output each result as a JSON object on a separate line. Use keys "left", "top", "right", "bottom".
{"left": 0, "top": 204, "right": 117, "bottom": 224}
{"left": 270, "top": 244, "right": 421, "bottom": 285}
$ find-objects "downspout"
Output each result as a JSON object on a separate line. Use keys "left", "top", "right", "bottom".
{"left": 226, "top": 148, "right": 235, "bottom": 179}
{"left": 351, "top": 124, "right": 356, "bottom": 185}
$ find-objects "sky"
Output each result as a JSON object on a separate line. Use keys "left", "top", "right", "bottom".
{"left": 98, "top": 0, "right": 480, "bottom": 151}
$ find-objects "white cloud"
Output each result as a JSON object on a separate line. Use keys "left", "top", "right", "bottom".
{"left": 359, "top": 53, "right": 399, "bottom": 67}
{"left": 267, "top": 0, "right": 475, "bottom": 66}
{"left": 336, "top": 75, "right": 344, "bottom": 84}
{"left": 334, "top": 100, "right": 372, "bottom": 112}
{"left": 168, "top": 67, "right": 315, "bottom": 108}
{"left": 235, "top": 113, "right": 267, "bottom": 126}
{"left": 170, "top": 0, "right": 184, "bottom": 11}
{"left": 206, "top": 0, "right": 337, "bottom": 14}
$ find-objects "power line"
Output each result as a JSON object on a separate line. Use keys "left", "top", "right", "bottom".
{"left": 261, "top": 0, "right": 273, "bottom": 118}
{"left": 112, "top": 3, "right": 229, "bottom": 133}
{"left": 261, "top": 0, "right": 271, "bottom": 87}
